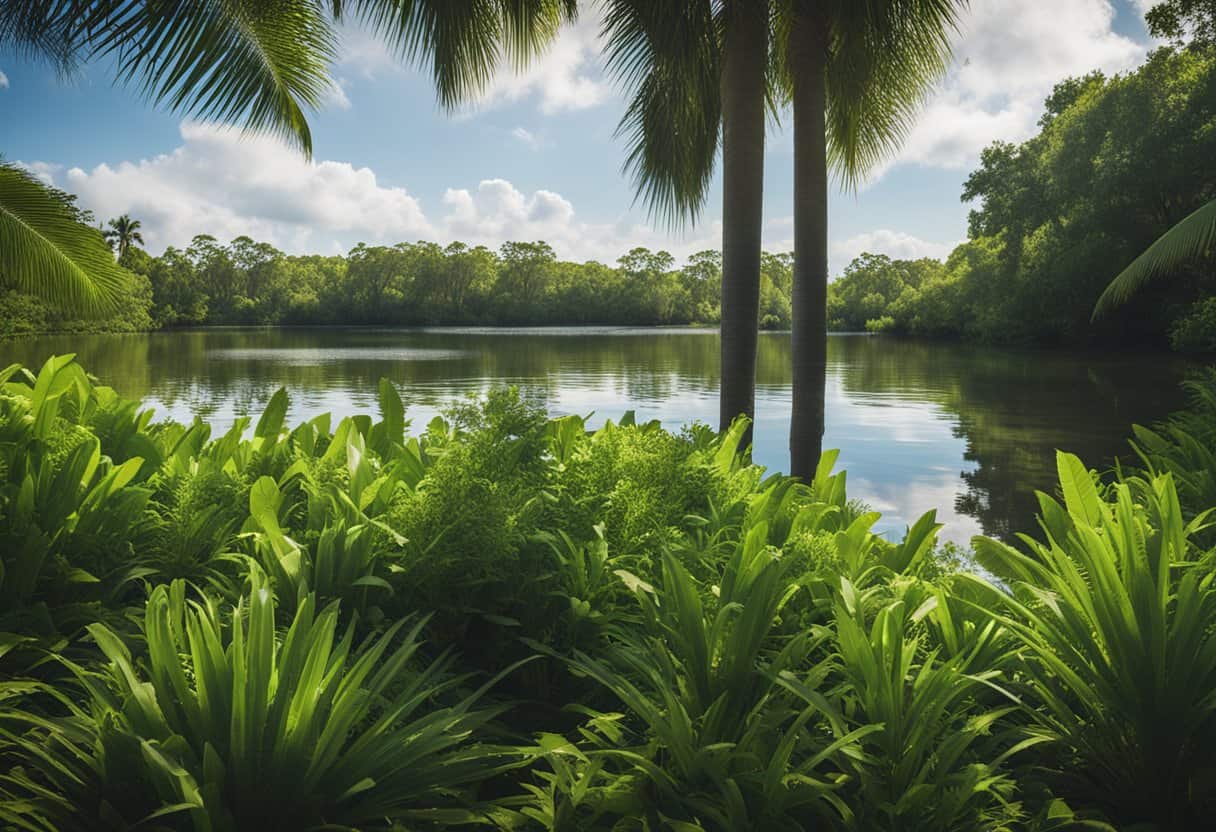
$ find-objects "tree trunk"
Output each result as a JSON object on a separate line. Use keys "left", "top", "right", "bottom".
{"left": 718, "top": 0, "right": 768, "bottom": 443}
{"left": 789, "top": 9, "right": 829, "bottom": 480}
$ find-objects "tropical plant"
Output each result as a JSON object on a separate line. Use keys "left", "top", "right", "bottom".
{"left": 792, "top": 591, "right": 1036, "bottom": 831}
{"left": 963, "top": 452, "right": 1216, "bottom": 828}
{"left": 0, "top": 573, "right": 526, "bottom": 831}
{"left": 552, "top": 521, "right": 871, "bottom": 828}
{"left": 1093, "top": 198, "right": 1216, "bottom": 317}
{"left": 0, "top": 164, "right": 131, "bottom": 314}
{"left": 102, "top": 214, "right": 143, "bottom": 258}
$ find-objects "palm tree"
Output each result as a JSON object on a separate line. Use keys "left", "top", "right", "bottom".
{"left": 781, "top": 0, "right": 965, "bottom": 479}
{"left": 103, "top": 214, "right": 144, "bottom": 258}
{"left": 1092, "top": 198, "right": 1216, "bottom": 317}
{"left": 601, "top": 1, "right": 963, "bottom": 476}
{"left": 601, "top": 0, "right": 766, "bottom": 439}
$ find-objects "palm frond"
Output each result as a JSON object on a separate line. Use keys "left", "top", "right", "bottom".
{"left": 0, "top": 163, "right": 128, "bottom": 316}
{"left": 1093, "top": 198, "right": 1216, "bottom": 318}
{"left": 346, "top": 0, "right": 574, "bottom": 110}
{"left": 816, "top": 0, "right": 966, "bottom": 190}
{"left": 601, "top": 0, "right": 721, "bottom": 228}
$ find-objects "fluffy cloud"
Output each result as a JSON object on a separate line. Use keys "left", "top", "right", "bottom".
{"left": 832, "top": 230, "right": 961, "bottom": 265}
{"left": 887, "top": 0, "right": 1149, "bottom": 175}
{"left": 474, "top": 12, "right": 611, "bottom": 114}
{"left": 39, "top": 123, "right": 432, "bottom": 253}
{"left": 0, "top": 70, "right": 9, "bottom": 90}
{"left": 26, "top": 122, "right": 728, "bottom": 263}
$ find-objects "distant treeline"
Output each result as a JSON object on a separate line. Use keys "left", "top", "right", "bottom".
{"left": 0, "top": 239, "right": 801, "bottom": 336}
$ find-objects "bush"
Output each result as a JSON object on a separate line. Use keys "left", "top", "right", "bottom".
{"left": 1169, "top": 296, "right": 1216, "bottom": 353}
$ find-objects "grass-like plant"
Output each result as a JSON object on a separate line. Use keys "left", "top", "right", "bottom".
{"left": 0, "top": 572, "right": 525, "bottom": 831}
{"left": 964, "top": 452, "right": 1216, "bottom": 828}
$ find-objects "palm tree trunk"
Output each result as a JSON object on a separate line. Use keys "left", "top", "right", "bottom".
{"left": 718, "top": 0, "right": 768, "bottom": 442}
{"left": 789, "top": 9, "right": 828, "bottom": 480}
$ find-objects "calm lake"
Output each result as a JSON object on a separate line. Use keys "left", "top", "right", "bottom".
{"left": 3, "top": 327, "right": 1199, "bottom": 544}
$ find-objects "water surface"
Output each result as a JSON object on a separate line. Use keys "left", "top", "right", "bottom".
{"left": 3, "top": 327, "right": 1198, "bottom": 544}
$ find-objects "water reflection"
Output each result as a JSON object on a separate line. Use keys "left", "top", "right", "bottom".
{"left": 2, "top": 328, "right": 1196, "bottom": 544}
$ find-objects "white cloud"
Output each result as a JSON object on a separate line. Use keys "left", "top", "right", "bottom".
{"left": 324, "top": 78, "right": 352, "bottom": 110}
{"left": 25, "top": 122, "right": 730, "bottom": 263}
{"left": 880, "top": 0, "right": 1149, "bottom": 177}
{"left": 830, "top": 230, "right": 962, "bottom": 273}
{"left": 337, "top": 24, "right": 402, "bottom": 80}
{"left": 31, "top": 123, "right": 432, "bottom": 253}
{"left": 472, "top": 12, "right": 611, "bottom": 115}
{"left": 510, "top": 126, "right": 545, "bottom": 150}
{"left": 0, "top": 70, "right": 9, "bottom": 90}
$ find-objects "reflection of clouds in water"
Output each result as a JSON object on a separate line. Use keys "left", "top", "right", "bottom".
{"left": 207, "top": 348, "right": 469, "bottom": 363}
{"left": 852, "top": 473, "right": 984, "bottom": 546}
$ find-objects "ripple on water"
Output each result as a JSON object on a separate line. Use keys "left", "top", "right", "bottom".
{"left": 206, "top": 347, "right": 469, "bottom": 363}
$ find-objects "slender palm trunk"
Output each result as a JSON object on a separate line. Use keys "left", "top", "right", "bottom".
{"left": 718, "top": 0, "right": 768, "bottom": 442}
{"left": 789, "top": 10, "right": 828, "bottom": 480}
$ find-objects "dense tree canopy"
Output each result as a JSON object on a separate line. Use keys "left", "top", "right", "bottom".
{"left": 825, "top": 44, "right": 1216, "bottom": 351}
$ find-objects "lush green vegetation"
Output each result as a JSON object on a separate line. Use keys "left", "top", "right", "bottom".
{"left": 826, "top": 44, "right": 1216, "bottom": 352}
{"left": 2, "top": 353, "right": 1215, "bottom": 830}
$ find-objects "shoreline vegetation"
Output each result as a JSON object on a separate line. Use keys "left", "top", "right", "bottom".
{"left": 2, "top": 354, "right": 1216, "bottom": 829}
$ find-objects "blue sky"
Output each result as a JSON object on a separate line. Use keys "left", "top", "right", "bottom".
{"left": 0, "top": 0, "right": 1157, "bottom": 272}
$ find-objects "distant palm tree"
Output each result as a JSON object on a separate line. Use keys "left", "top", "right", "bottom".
{"left": 600, "top": 0, "right": 964, "bottom": 477}
{"left": 103, "top": 214, "right": 144, "bottom": 258}
{"left": 1093, "top": 198, "right": 1216, "bottom": 317}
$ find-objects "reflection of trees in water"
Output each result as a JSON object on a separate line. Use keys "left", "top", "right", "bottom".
{"left": 6, "top": 328, "right": 1196, "bottom": 541}
{"left": 830, "top": 337, "right": 1197, "bottom": 539}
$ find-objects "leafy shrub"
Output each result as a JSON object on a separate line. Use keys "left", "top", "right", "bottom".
{"left": 0, "top": 572, "right": 522, "bottom": 831}
{"left": 966, "top": 452, "right": 1216, "bottom": 829}
{"left": 1168, "top": 296, "right": 1216, "bottom": 353}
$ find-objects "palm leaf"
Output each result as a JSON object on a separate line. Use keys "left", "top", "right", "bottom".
{"left": 345, "top": 0, "right": 576, "bottom": 111}
{"left": 601, "top": 0, "right": 721, "bottom": 227}
{"left": 819, "top": 0, "right": 966, "bottom": 190}
{"left": 0, "top": 163, "right": 128, "bottom": 315}
{"left": 2, "top": 1, "right": 337, "bottom": 158}
{"left": 1093, "top": 198, "right": 1216, "bottom": 318}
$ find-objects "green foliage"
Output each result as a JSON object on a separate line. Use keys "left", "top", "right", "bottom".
{"left": 0, "top": 572, "right": 522, "bottom": 831}
{"left": 0, "top": 163, "right": 130, "bottom": 316}
{"left": 827, "top": 45, "right": 1216, "bottom": 350}
{"left": 1168, "top": 295, "right": 1216, "bottom": 352}
{"left": 5, "top": 227, "right": 796, "bottom": 332}
{"left": 965, "top": 452, "right": 1216, "bottom": 829}
{"left": 3, "top": 355, "right": 1216, "bottom": 829}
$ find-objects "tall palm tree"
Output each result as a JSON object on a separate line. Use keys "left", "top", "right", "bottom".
{"left": 103, "top": 214, "right": 144, "bottom": 258}
{"left": 602, "top": 0, "right": 767, "bottom": 439}
{"left": 601, "top": 1, "right": 964, "bottom": 476}
{"left": 780, "top": 0, "right": 965, "bottom": 479}
{"left": 1092, "top": 198, "right": 1216, "bottom": 317}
